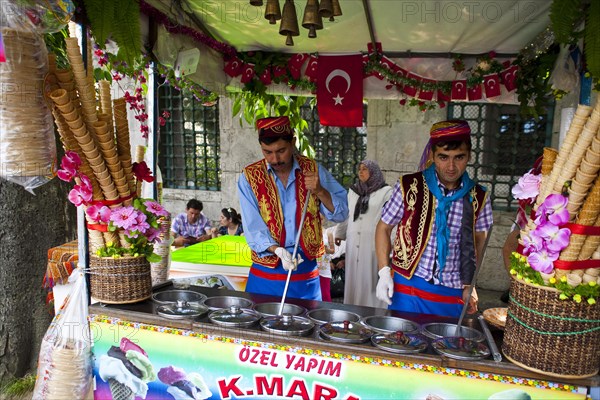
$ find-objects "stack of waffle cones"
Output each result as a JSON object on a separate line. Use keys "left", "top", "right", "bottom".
{"left": 530, "top": 101, "right": 600, "bottom": 283}
{"left": 0, "top": 28, "right": 57, "bottom": 188}
{"left": 45, "top": 37, "right": 138, "bottom": 253}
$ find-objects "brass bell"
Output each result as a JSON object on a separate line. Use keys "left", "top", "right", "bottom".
{"left": 330, "top": 0, "right": 342, "bottom": 21}
{"left": 318, "top": 0, "right": 333, "bottom": 18}
{"left": 279, "top": 0, "right": 300, "bottom": 46}
{"left": 250, "top": 0, "right": 263, "bottom": 6}
{"left": 265, "top": 0, "right": 281, "bottom": 24}
{"left": 302, "top": 0, "right": 323, "bottom": 39}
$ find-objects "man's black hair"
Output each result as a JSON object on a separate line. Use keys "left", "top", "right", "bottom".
{"left": 186, "top": 199, "right": 203, "bottom": 211}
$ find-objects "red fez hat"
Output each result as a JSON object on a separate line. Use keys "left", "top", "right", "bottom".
{"left": 256, "top": 116, "right": 292, "bottom": 139}
{"left": 429, "top": 120, "right": 471, "bottom": 146}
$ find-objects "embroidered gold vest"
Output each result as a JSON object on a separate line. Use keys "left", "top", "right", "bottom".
{"left": 390, "top": 172, "right": 488, "bottom": 279}
{"left": 243, "top": 155, "right": 324, "bottom": 268}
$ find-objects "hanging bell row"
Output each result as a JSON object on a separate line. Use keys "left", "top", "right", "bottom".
{"left": 250, "top": 0, "right": 342, "bottom": 46}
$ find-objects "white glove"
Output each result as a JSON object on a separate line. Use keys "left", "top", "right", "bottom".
{"left": 376, "top": 266, "right": 394, "bottom": 305}
{"left": 275, "top": 247, "right": 297, "bottom": 271}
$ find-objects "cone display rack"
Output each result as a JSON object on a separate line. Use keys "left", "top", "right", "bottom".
{"left": 46, "top": 36, "right": 151, "bottom": 304}
{"left": 505, "top": 100, "right": 600, "bottom": 378}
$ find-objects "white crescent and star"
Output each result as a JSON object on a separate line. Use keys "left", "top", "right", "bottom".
{"left": 325, "top": 69, "right": 352, "bottom": 106}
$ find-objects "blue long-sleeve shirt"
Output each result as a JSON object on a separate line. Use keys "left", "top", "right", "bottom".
{"left": 238, "top": 157, "right": 348, "bottom": 258}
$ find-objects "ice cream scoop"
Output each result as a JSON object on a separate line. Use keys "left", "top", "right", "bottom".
{"left": 107, "top": 346, "right": 143, "bottom": 379}
{"left": 126, "top": 349, "right": 157, "bottom": 382}
{"left": 120, "top": 337, "right": 148, "bottom": 357}
{"left": 158, "top": 366, "right": 187, "bottom": 386}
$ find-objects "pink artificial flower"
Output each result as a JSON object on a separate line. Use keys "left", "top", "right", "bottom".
{"left": 536, "top": 223, "right": 571, "bottom": 253}
{"left": 110, "top": 206, "right": 138, "bottom": 230}
{"left": 162, "top": 110, "right": 171, "bottom": 119}
{"left": 86, "top": 203, "right": 111, "bottom": 223}
{"left": 68, "top": 183, "right": 93, "bottom": 206}
{"left": 144, "top": 200, "right": 169, "bottom": 217}
{"left": 159, "top": 116, "right": 166, "bottom": 126}
{"left": 57, "top": 169, "right": 76, "bottom": 182}
{"left": 512, "top": 172, "right": 541, "bottom": 201}
{"left": 527, "top": 248, "right": 559, "bottom": 274}
{"left": 538, "top": 194, "right": 570, "bottom": 226}
{"left": 145, "top": 227, "right": 161, "bottom": 242}
{"left": 79, "top": 174, "right": 93, "bottom": 193}
{"left": 521, "top": 230, "right": 544, "bottom": 255}
{"left": 57, "top": 151, "right": 82, "bottom": 182}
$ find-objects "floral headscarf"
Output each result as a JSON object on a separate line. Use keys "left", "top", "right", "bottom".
{"left": 350, "top": 160, "right": 387, "bottom": 221}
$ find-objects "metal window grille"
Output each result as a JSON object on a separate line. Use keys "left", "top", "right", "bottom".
{"left": 158, "top": 85, "right": 220, "bottom": 190}
{"left": 448, "top": 102, "right": 554, "bottom": 210}
{"left": 301, "top": 103, "right": 368, "bottom": 188}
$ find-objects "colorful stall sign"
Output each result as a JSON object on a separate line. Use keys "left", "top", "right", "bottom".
{"left": 90, "top": 315, "right": 589, "bottom": 400}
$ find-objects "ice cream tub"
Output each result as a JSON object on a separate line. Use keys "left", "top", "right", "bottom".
{"left": 202, "top": 296, "right": 254, "bottom": 311}
{"left": 152, "top": 290, "right": 207, "bottom": 306}
{"left": 253, "top": 302, "right": 306, "bottom": 317}
{"left": 361, "top": 316, "right": 420, "bottom": 335}
{"left": 306, "top": 308, "right": 361, "bottom": 325}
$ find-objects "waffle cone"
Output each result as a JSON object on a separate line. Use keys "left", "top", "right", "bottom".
{"left": 579, "top": 159, "right": 600, "bottom": 175}
{"left": 569, "top": 178, "right": 590, "bottom": 194}
{"left": 541, "top": 147, "right": 558, "bottom": 175}
{"left": 79, "top": 138, "right": 97, "bottom": 153}
{"left": 87, "top": 229, "right": 105, "bottom": 253}
{"left": 585, "top": 267, "right": 600, "bottom": 277}
{"left": 559, "top": 234, "right": 586, "bottom": 261}
{"left": 592, "top": 137, "right": 600, "bottom": 153}
{"left": 538, "top": 104, "right": 594, "bottom": 205}
{"left": 575, "top": 169, "right": 596, "bottom": 185}
{"left": 585, "top": 147, "right": 600, "bottom": 165}
{"left": 566, "top": 273, "right": 583, "bottom": 287}
{"left": 61, "top": 107, "right": 79, "bottom": 123}
{"left": 54, "top": 69, "right": 73, "bottom": 83}
{"left": 49, "top": 88, "right": 70, "bottom": 106}
{"left": 579, "top": 232, "right": 600, "bottom": 261}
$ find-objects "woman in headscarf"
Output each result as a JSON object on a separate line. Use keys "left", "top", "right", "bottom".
{"left": 334, "top": 160, "right": 392, "bottom": 308}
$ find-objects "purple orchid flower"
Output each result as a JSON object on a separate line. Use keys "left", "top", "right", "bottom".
{"left": 541, "top": 194, "right": 570, "bottom": 225}
{"left": 521, "top": 230, "right": 544, "bottom": 255}
{"left": 527, "top": 248, "right": 559, "bottom": 274}
{"left": 145, "top": 227, "right": 161, "bottom": 242}
{"left": 512, "top": 171, "right": 541, "bottom": 200}
{"left": 536, "top": 222, "right": 571, "bottom": 253}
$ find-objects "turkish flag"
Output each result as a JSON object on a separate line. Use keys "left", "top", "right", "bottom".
{"left": 501, "top": 65, "right": 518, "bottom": 92}
{"left": 402, "top": 73, "right": 420, "bottom": 97}
{"left": 317, "top": 54, "right": 363, "bottom": 127}
{"left": 304, "top": 56, "right": 319, "bottom": 82}
{"left": 240, "top": 64, "right": 255, "bottom": 84}
{"left": 437, "top": 88, "right": 451, "bottom": 102}
{"left": 418, "top": 78, "right": 435, "bottom": 100}
{"left": 483, "top": 74, "right": 501, "bottom": 97}
{"left": 223, "top": 57, "right": 243, "bottom": 77}
{"left": 467, "top": 84, "right": 483, "bottom": 101}
{"left": 259, "top": 68, "right": 272, "bottom": 85}
{"left": 451, "top": 80, "right": 467, "bottom": 100}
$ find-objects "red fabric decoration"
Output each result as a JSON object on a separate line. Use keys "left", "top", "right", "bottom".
{"left": 304, "top": 55, "right": 319, "bottom": 82}
{"left": 240, "top": 64, "right": 255, "bottom": 84}
{"left": 437, "top": 89, "right": 451, "bottom": 102}
{"left": 317, "top": 54, "right": 363, "bottom": 127}
{"left": 288, "top": 53, "right": 309, "bottom": 80}
{"left": 257, "top": 116, "right": 292, "bottom": 139}
{"left": 223, "top": 57, "right": 243, "bottom": 77}
{"left": 467, "top": 84, "right": 483, "bottom": 101}
{"left": 402, "top": 73, "right": 420, "bottom": 97}
{"left": 273, "top": 65, "right": 287, "bottom": 80}
{"left": 451, "top": 80, "right": 467, "bottom": 100}
{"left": 367, "top": 42, "right": 383, "bottom": 54}
{"left": 418, "top": 78, "right": 435, "bottom": 100}
{"left": 376, "top": 56, "right": 397, "bottom": 80}
{"left": 501, "top": 65, "right": 518, "bottom": 92}
{"left": 259, "top": 68, "right": 272, "bottom": 85}
{"left": 483, "top": 74, "right": 502, "bottom": 97}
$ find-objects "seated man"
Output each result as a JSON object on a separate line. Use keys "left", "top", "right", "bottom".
{"left": 171, "top": 199, "right": 212, "bottom": 247}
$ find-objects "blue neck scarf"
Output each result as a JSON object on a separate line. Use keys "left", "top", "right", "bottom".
{"left": 423, "top": 165, "right": 475, "bottom": 277}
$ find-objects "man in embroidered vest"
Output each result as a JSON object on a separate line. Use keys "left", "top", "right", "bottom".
{"left": 238, "top": 116, "right": 349, "bottom": 300}
{"left": 374, "top": 120, "right": 493, "bottom": 317}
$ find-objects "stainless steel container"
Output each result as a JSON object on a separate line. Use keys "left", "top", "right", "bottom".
{"left": 156, "top": 300, "right": 209, "bottom": 320}
{"left": 152, "top": 290, "right": 206, "bottom": 305}
{"left": 361, "top": 316, "right": 420, "bottom": 335}
{"left": 202, "top": 296, "right": 254, "bottom": 311}
{"left": 260, "top": 315, "right": 314, "bottom": 337}
{"left": 306, "top": 308, "right": 361, "bottom": 325}
{"left": 319, "top": 321, "right": 373, "bottom": 344}
{"left": 253, "top": 302, "right": 306, "bottom": 318}
{"left": 421, "top": 322, "right": 485, "bottom": 342}
{"left": 208, "top": 306, "right": 261, "bottom": 328}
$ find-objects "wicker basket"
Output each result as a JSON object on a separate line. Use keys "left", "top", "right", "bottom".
{"left": 88, "top": 255, "right": 152, "bottom": 304}
{"left": 502, "top": 276, "right": 600, "bottom": 378}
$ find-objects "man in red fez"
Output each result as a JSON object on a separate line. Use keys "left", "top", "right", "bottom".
{"left": 237, "top": 116, "right": 349, "bottom": 300}
{"left": 374, "top": 120, "right": 494, "bottom": 317}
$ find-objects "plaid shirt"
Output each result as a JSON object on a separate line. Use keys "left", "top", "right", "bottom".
{"left": 381, "top": 173, "right": 493, "bottom": 289}
{"left": 171, "top": 212, "right": 211, "bottom": 238}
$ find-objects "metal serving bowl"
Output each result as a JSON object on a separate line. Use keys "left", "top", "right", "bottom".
{"left": 360, "top": 316, "right": 420, "bottom": 335}
{"left": 208, "top": 306, "right": 261, "bottom": 328}
{"left": 306, "top": 309, "right": 361, "bottom": 325}
{"left": 260, "top": 315, "right": 314, "bottom": 337}
{"left": 421, "top": 323, "right": 485, "bottom": 342}
{"left": 152, "top": 290, "right": 207, "bottom": 306}
{"left": 253, "top": 302, "right": 306, "bottom": 318}
{"left": 202, "top": 296, "right": 254, "bottom": 311}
